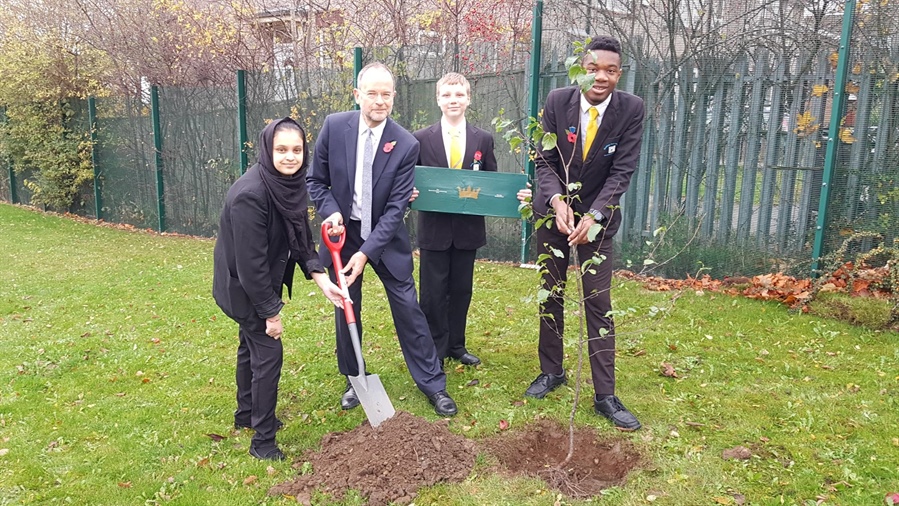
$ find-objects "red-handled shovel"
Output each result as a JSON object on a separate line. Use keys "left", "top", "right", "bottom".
{"left": 321, "top": 222, "right": 396, "bottom": 427}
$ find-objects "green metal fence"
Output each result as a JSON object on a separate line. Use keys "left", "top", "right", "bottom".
{"left": 600, "top": 1, "right": 899, "bottom": 278}
{"left": 2, "top": 0, "right": 896, "bottom": 278}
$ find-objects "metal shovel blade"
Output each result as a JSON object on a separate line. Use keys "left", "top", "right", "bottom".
{"left": 346, "top": 324, "right": 395, "bottom": 427}
{"left": 348, "top": 372, "right": 395, "bottom": 428}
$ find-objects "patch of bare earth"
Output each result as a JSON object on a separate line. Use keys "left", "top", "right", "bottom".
{"left": 480, "top": 418, "right": 642, "bottom": 498}
{"left": 270, "top": 413, "right": 642, "bottom": 504}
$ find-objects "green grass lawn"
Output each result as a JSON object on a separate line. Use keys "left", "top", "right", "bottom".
{"left": 1, "top": 202, "right": 897, "bottom": 505}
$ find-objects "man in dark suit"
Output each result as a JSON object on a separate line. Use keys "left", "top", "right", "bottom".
{"left": 525, "top": 36, "right": 645, "bottom": 430}
{"left": 412, "top": 72, "right": 497, "bottom": 368}
{"left": 307, "top": 62, "right": 458, "bottom": 417}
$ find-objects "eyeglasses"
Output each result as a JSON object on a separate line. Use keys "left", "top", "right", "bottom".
{"left": 362, "top": 91, "right": 395, "bottom": 101}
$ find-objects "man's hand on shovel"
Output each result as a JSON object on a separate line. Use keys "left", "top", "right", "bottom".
{"left": 342, "top": 252, "right": 368, "bottom": 287}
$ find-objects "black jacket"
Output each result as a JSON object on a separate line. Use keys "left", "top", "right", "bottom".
{"left": 212, "top": 165, "right": 318, "bottom": 324}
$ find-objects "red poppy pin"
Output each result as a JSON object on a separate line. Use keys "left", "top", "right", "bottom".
{"left": 383, "top": 141, "right": 396, "bottom": 153}
{"left": 474, "top": 150, "right": 482, "bottom": 161}
{"left": 471, "top": 150, "right": 483, "bottom": 170}
{"left": 566, "top": 127, "right": 577, "bottom": 144}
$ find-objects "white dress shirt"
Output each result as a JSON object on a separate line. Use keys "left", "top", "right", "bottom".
{"left": 580, "top": 93, "right": 611, "bottom": 148}
{"left": 351, "top": 119, "right": 387, "bottom": 221}
{"left": 441, "top": 118, "right": 467, "bottom": 168}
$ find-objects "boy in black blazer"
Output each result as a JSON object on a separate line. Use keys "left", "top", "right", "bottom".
{"left": 412, "top": 72, "right": 497, "bottom": 368}
{"left": 527, "top": 36, "right": 645, "bottom": 430}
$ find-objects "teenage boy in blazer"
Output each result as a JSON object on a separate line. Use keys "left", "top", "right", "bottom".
{"left": 525, "top": 36, "right": 645, "bottom": 430}
{"left": 412, "top": 72, "right": 497, "bottom": 368}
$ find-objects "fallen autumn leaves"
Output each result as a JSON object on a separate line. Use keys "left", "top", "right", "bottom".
{"left": 618, "top": 260, "right": 895, "bottom": 312}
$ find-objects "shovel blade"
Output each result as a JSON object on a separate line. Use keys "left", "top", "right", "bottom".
{"left": 348, "top": 374, "right": 395, "bottom": 427}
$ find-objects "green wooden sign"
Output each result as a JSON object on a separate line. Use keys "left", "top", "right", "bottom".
{"left": 411, "top": 166, "right": 528, "bottom": 218}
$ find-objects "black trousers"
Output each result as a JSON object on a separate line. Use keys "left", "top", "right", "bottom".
{"left": 536, "top": 223, "right": 617, "bottom": 396}
{"left": 234, "top": 315, "right": 283, "bottom": 450}
{"left": 419, "top": 246, "right": 477, "bottom": 361}
{"left": 329, "top": 220, "right": 446, "bottom": 396}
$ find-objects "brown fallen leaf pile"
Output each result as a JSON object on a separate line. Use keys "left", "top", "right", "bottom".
{"left": 617, "top": 261, "right": 895, "bottom": 311}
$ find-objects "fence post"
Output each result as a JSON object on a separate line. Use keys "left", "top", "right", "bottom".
{"left": 150, "top": 85, "right": 166, "bottom": 232}
{"left": 736, "top": 49, "right": 767, "bottom": 242}
{"left": 237, "top": 70, "right": 249, "bottom": 174}
{"left": 811, "top": 0, "right": 856, "bottom": 275}
{"left": 353, "top": 47, "right": 362, "bottom": 111}
{"left": 6, "top": 159, "right": 16, "bottom": 205}
{"left": 521, "top": 0, "right": 543, "bottom": 265}
{"left": 758, "top": 54, "right": 786, "bottom": 247}
{"left": 0, "top": 108, "right": 16, "bottom": 204}
{"left": 87, "top": 96, "right": 102, "bottom": 220}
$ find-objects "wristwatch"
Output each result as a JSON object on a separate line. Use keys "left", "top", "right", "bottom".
{"left": 588, "top": 209, "right": 605, "bottom": 222}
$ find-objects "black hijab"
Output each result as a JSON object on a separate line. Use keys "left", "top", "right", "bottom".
{"left": 256, "top": 117, "right": 313, "bottom": 261}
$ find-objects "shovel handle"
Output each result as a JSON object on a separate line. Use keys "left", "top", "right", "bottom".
{"left": 321, "top": 222, "right": 366, "bottom": 379}
{"left": 321, "top": 222, "right": 356, "bottom": 325}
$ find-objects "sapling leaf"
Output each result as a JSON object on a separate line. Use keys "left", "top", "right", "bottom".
{"left": 576, "top": 73, "right": 597, "bottom": 93}
{"left": 587, "top": 222, "right": 604, "bottom": 242}
{"left": 568, "top": 64, "right": 586, "bottom": 83}
{"left": 537, "top": 288, "right": 552, "bottom": 304}
{"left": 541, "top": 132, "right": 557, "bottom": 151}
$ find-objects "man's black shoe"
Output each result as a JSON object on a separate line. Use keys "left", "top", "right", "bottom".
{"left": 594, "top": 395, "right": 641, "bottom": 431}
{"left": 452, "top": 352, "right": 481, "bottom": 366}
{"left": 235, "top": 418, "right": 283, "bottom": 431}
{"left": 427, "top": 390, "right": 458, "bottom": 416}
{"left": 524, "top": 372, "right": 567, "bottom": 399}
{"left": 249, "top": 446, "right": 285, "bottom": 461}
{"left": 341, "top": 382, "right": 360, "bottom": 410}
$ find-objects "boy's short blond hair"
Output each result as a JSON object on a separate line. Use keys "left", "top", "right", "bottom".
{"left": 436, "top": 72, "right": 471, "bottom": 97}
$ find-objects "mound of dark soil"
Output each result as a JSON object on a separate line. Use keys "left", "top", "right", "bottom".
{"left": 269, "top": 411, "right": 476, "bottom": 506}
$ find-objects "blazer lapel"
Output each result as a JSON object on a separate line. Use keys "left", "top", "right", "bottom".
{"left": 462, "top": 124, "right": 477, "bottom": 170}
{"left": 428, "top": 124, "right": 449, "bottom": 167}
{"left": 344, "top": 112, "right": 360, "bottom": 196}
{"left": 372, "top": 119, "right": 397, "bottom": 187}
{"left": 587, "top": 92, "right": 619, "bottom": 162}
{"left": 564, "top": 90, "right": 582, "bottom": 164}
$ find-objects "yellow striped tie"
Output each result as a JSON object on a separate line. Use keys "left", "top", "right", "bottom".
{"left": 583, "top": 107, "right": 599, "bottom": 161}
{"left": 449, "top": 128, "right": 462, "bottom": 169}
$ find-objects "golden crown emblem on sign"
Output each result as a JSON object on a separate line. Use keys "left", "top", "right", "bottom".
{"left": 457, "top": 186, "right": 481, "bottom": 199}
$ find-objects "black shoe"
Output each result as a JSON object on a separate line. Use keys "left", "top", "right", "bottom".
{"left": 427, "top": 390, "right": 458, "bottom": 416}
{"left": 249, "top": 446, "right": 285, "bottom": 461}
{"left": 594, "top": 395, "right": 641, "bottom": 431}
{"left": 341, "top": 382, "right": 360, "bottom": 410}
{"left": 235, "top": 418, "right": 283, "bottom": 431}
{"left": 453, "top": 352, "right": 481, "bottom": 366}
{"left": 524, "top": 372, "right": 567, "bottom": 399}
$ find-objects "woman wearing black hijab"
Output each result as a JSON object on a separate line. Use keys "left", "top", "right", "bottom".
{"left": 213, "top": 117, "right": 345, "bottom": 460}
